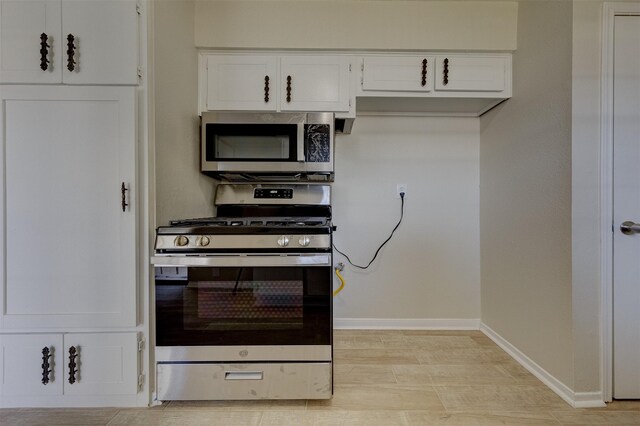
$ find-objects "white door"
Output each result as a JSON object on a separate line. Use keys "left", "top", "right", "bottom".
{"left": 206, "top": 55, "right": 278, "bottom": 111}
{"left": 61, "top": 0, "right": 138, "bottom": 85}
{"left": 0, "top": 334, "right": 63, "bottom": 396}
{"left": 613, "top": 15, "right": 640, "bottom": 399}
{"left": 0, "top": 0, "right": 62, "bottom": 83}
{"left": 280, "top": 56, "right": 351, "bottom": 112}
{"left": 63, "top": 333, "right": 138, "bottom": 396}
{"left": 0, "top": 86, "right": 137, "bottom": 329}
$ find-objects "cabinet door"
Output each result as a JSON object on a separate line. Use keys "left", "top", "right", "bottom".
{"left": 61, "top": 0, "right": 138, "bottom": 85}
{"left": 206, "top": 55, "right": 277, "bottom": 111}
{"left": 0, "top": 0, "right": 62, "bottom": 83}
{"left": 434, "top": 56, "right": 507, "bottom": 92}
{"left": 63, "top": 333, "right": 138, "bottom": 396}
{"left": 0, "top": 86, "right": 137, "bottom": 329}
{"left": 280, "top": 56, "right": 350, "bottom": 112}
{"left": 362, "top": 56, "right": 433, "bottom": 92}
{"left": 0, "top": 334, "right": 63, "bottom": 396}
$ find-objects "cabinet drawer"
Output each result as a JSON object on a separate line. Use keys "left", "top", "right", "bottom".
{"left": 434, "top": 56, "right": 507, "bottom": 92}
{"left": 157, "top": 362, "right": 332, "bottom": 400}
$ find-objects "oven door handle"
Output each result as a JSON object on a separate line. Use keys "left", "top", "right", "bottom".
{"left": 151, "top": 254, "right": 331, "bottom": 267}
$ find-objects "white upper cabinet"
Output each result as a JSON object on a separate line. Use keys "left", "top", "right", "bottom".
{"left": 0, "top": 85, "right": 137, "bottom": 329}
{"left": 60, "top": 0, "right": 139, "bottom": 85}
{"left": 200, "top": 52, "right": 511, "bottom": 116}
{"left": 434, "top": 55, "right": 507, "bottom": 92}
{"left": 280, "top": 56, "right": 351, "bottom": 112}
{"left": 201, "top": 54, "right": 352, "bottom": 113}
{"left": 362, "top": 56, "right": 434, "bottom": 92}
{"left": 206, "top": 55, "right": 277, "bottom": 111}
{"left": 0, "top": 0, "right": 138, "bottom": 85}
{"left": 0, "top": 0, "right": 61, "bottom": 84}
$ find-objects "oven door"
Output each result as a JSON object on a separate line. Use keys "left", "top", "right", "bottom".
{"left": 154, "top": 254, "right": 332, "bottom": 360}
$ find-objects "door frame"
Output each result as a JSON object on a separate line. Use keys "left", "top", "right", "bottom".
{"left": 600, "top": 2, "right": 640, "bottom": 402}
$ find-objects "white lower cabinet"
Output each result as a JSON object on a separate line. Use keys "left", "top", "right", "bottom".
{"left": 0, "top": 333, "right": 138, "bottom": 399}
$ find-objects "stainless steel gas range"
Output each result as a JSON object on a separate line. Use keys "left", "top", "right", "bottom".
{"left": 151, "top": 184, "right": 333, "bottom": 400}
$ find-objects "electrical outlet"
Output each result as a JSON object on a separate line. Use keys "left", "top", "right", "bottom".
{"left": 397, "top": 184, "right": 407, "bottom": 198}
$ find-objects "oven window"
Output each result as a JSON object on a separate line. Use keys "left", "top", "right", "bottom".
{"left": 206, "top": 123, "right": 298, "bottom": 161}
{"left": 155, "top": 266, "right": 331, "bottom": 346}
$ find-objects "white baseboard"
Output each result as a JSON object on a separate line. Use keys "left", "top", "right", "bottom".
{"left": 480, "top": 323, "right": 605, "bottom": 409}
{"left": 573, "top": 392, "right": 607, "bottom": 408}
{"left": 334, "top": 318, "right": 480, "bottom": 330}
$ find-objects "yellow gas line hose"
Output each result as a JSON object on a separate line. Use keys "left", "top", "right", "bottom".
{"left": 333, "top": 263, "right": 345, "bottom": 296}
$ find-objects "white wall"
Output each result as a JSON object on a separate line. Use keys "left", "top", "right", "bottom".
{"left": 194, "top": 0, "right": 517, "bottom": 51}
{"left": 571, "top": 0, "right": 603, "bottom": 395}
{"left": 479, "top": 0, "right": 574, "bottom": 388}
{"left": 333, "top": 116, "right": 480, "bottom": 323}
{"left": 154, "top": 0, "right": 217, "bottom": 226}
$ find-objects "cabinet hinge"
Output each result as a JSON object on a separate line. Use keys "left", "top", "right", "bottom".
{"left": 136, "top": 2, "right": 142, "bottom": 15}
{"left": 349, "top": 64, "right": 352, "bottom": 72}
{"left": 138, "top": 337, "right": 145, "bottom": 352}
{"left": 137, "top": 66, "right": 143, "bottom": 80}
{"left": 138, "top": 374, "right": 145, "bottom": 390}
{"left": 361, "top": 63, "right": 364, "bottom": 71}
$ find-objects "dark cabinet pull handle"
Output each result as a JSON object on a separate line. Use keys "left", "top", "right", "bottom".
{"left": 40, "top": 33, "right": 50, "bottom": 71}
{"left": 264, "top": 75, "right": 270, "bottom": 102}
{"left": 286, "top": 75, "right": 292, "bottom": 103}
{"left": 421, "top": 58, "right": 427, "bottom": 87}
{"left": 41, "top": 347, "right": 51, "bottom": 385}
{"left": 68, "top": 346, "right": 78, "bottom": 384}
{"left": 121, "top": 182, "right": 129, "bottom": 212}
{"left": 443, "top": 58, "right": 449, "bottom": 86}
{"left": 66, "top": 34, "right": 75, "bottom": 72}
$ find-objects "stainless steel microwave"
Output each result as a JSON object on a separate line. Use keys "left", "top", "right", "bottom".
{"left": 201, "top": 112, "right": 334, "bottom": 181}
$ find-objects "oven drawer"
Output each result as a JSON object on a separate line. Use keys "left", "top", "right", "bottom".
{"left": 156, "top": 362, "right": 332, "bottom": 400}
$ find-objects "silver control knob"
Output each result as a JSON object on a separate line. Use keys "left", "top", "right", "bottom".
{"left": 298, "top": 236, "right": 311, "bottom": 247}
{"left": 174, "top": 235, "right": 189, "bottom": 247}
{"left": 277, "top": 236, "right": 290, "bottom": 247}
{"left": 199, "top": 236, "right": 211, "bottom": 246}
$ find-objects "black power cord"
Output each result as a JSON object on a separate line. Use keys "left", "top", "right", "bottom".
{"left": 333, "top": 192, "right": 405, "bottom": 269}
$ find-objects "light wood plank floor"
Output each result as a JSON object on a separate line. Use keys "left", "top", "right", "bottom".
{"left": 2, "top": 330, "right": 640, "bottom": 425}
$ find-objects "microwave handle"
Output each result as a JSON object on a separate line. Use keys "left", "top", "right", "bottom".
{"left": 297, "top": 123, "right": 305, "bottom": 162}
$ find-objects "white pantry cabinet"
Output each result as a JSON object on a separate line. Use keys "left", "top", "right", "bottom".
{"left": 201, "top": 53, "right": 352, "bottom": 113}
{"left": 0, "top": 0, "right": 139, "bottom": 85}
{"left": 0, "top": 333, "right": 139, "bottom": 398}
{"left": 0, "top": 85, "right": 137, "bottom": 330}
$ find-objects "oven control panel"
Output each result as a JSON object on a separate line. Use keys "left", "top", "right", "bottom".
{"left": 254, "top": 188, "right": 293, "bottom": 199}
{"left": 155, "top": 234, "right": 331, "bottom": 251}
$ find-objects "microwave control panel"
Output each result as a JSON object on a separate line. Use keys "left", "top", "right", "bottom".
{"left": 254, "top": 188, "right": 294, "bottom": 199}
